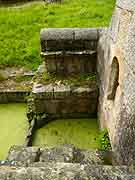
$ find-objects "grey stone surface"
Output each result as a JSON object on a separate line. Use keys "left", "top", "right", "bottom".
{"left": 29, "top": 82, "right": 98, "bottom": 118}
{"left": 3, "top": 145, "right": 135, "bottom": 179}
{"left": 40, "top": 28, "right": 98, "bottom": 76}
{"left": 44, "top": 53, "right": 97, "bottom": 75}
{"left": 74, "top": 28, "right": 98, "bottom": 40}
{"left": 0, "top": 90, "right": 30, "bottom": 103}
{"left": 40, "top": 28, "right": 99, "bottom": 52}
{"left": 6, "top": 145, "right": 107, "bottom": 165}
{"left": 40, "top": 28, "right": 74, "bottom": 41}
{"left": 97, "top": 0, "right": 135, "bottom": 165}
{"left": 117, "top": 0, "right": 135, "bottom": 11}
{"left": 7, "top": 146, "right": 40, "bottom": 164}
{"left": 53, "top": 84, "right": 71, "bottom": 98}
{"left": 0, "top": 164, "right": 135, "bottom": 179}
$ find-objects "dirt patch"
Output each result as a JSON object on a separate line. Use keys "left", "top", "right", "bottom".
{"left": 0, "top": 67, "right": 35, "bottom": 91}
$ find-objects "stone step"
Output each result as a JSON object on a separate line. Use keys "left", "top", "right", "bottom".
{"left": 6, "top": 145, "right": 112, "bottom": 166}
{"left": 0, "top": 163, "right": 135, "bottom": 180}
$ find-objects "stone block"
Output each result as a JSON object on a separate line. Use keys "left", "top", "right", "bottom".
{"left": 7, "top": 146, "right": 40, "bottom": 164}
{"left": 53, "top": 84, "right": 71, "bottom": 99}
{"left": 32, "top": 84, "right": 54, "bottom": 99}
{"left": 56, "top": 56, "right": 65, "bottom": 75}
{"left": 0, "top": 163, "right": 135, "bottom": 179}
{"left": 40, "top": 28, "right": 74, "bottom": 41}
{"left": 40, "top": 28, "right": 99, "bottom": 52}
{"left": 44, "top": 53, "right": 97, "bottom": 76}
{"left": 74, "top": 28, "right": 98, "bottom": 40}
{"left": 46, "top": 57, "right": 57, "bottom": 73}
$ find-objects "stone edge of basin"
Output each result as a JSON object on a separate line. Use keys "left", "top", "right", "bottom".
{"left": 32, "top": 83, "right": 98, "bottom": 98}
{"left": 0, "top": 90, "right": 31, "bottom": 103}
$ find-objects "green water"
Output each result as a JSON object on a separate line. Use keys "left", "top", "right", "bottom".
{"left": 0, "top": 103, "right": 28, "bottom": 160}
{"left": 0, "top": 104, "right": 100, "bottom": 159}
{"left": 33, "top": 118, "right": 100, "bottom": 149}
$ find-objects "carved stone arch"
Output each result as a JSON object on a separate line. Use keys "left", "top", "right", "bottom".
{"left": 107, "top": 56, "right": 119, "bottom": 100}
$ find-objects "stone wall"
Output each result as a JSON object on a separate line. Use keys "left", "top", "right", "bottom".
{"left": 97, "top": 0, "right": 135, "bottom": 165}
{"left": 28, "top": 82, "right": 98, "bottom": 120}
{"left": 27, "top": 28, "right": 100, "bottom": 121}
{"left": 0, "top": 164, "right": 135, "bottom": 180}
{"left": 0, "top": 145, "right": 134, "bottom": 179}
{"left": 40, "top": 28, "right": 100, "bottom": 76}
{"left": 0, "top": 90, "right": 30, "bottom": 103}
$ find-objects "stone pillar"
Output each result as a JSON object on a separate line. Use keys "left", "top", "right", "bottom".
{"left": 97, "top": 0, "right": 135, "bottom": 165}
{"left": 40, "top": 28, "right": 99, "bottom": 76}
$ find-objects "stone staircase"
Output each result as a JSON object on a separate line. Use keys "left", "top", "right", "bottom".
{"left": 0, "top": 145, "right": 135, "bottom": 179}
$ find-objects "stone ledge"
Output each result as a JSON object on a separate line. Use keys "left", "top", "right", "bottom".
{"left": 0, "top": 90, "right": 30, "bottom": 103}
{"left": 6, "top": 145, "right": 110, "bottom": 165}
{"left": 40, "top": 28, "right": 99, "bottom": 41}
{"left": 41, "top": 50, "right": 96, "bottom": 57}
{"left": 40, "top": 28, "right": 103, "bottom": 52}
{"left": 28, "top": 82, "right": 98, "bottom": 118}
{"left": 0, "top": 164, "right": 135, "bottom": 180}
{"left": 32, "top": 83, "right": 98, "bottom": 99}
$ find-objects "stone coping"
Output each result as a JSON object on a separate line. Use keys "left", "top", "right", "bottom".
{"left": 40, "top": 28, "right": 105, "bottom": 52}
{"left": 32, "top": 83, "right": 98, "bottom": 98}
{"left": 0, "top": 90, "right": 30, "bottom": 103}
{"left": 40, "top": 28, "right": 101, "bottom": 41}
{"left": 40, "top": 50, "right": 96, "bottom": 57}
{"left": 0, "top": 164, "right": 135, "bottom": 179}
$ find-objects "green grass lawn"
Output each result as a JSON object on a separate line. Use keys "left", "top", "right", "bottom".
{"left": 0, "top": 0, "right": 115, "bottom": 69}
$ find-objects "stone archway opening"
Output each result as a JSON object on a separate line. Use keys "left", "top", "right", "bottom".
{"left": 107, "top": 56, "right": 119, "bottom": 100}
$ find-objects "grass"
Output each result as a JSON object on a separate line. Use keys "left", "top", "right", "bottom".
{"left": 0, "top": 0, "right": 115, "bottom": 69}
{"left": 36, "top": 72, "right": 97, "bottom": 85}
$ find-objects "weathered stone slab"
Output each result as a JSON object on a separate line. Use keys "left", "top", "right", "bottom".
{"left": 40, "top": 28, "right": 74, "bottom": 41}
{"left": 32, "top": 84, "right": 54, "bottom": 99}
{"left": 40, "top": 28, "right": 98, "bottom": 76}
{"left": 7, "top": 146, "right": 40, "bottom": 164}
{"left": 0, "top": 164, "right": 135, "bottom": 180}
{"left": 53, "top": 84, "right": 71, "bottom": 98}
{"left": 44, "top": 53, "right": 97, "bottom": 75}
{"left": 29, "top": 82, "right": 98, "bottom": 118}
{"left": 74, "top": 28, "right": 98, "bottom": 40}
{"left": 40, "top": 28, "right": 99, "bottom": 52}
{"left": 0, "top": 90, "right": 30, "bottom": 103}
{"left": 97, "top": 0, "right": 135, "bottom": 165}
{"left": 6, "top": 145, "right": 107, "bottom": 165}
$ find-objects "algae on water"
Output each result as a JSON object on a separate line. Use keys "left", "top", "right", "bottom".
{"left": 0, "top": 104, "right": 100, "bottom": 160}
{"left": 0, "top": 103, "right": 28, "bottom": 159}
{"left": 33, "top": 118, "right": 100, "bottom": 149}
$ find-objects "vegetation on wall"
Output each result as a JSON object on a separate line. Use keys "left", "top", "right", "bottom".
{"left": 0, "top": 0, "right": 115, "bottom": 69}
{"left": 98, "top": 129, "right": 111, "bottom": 150}
{"left": 34, "top": 72, "right": 97, "bottom": 85}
